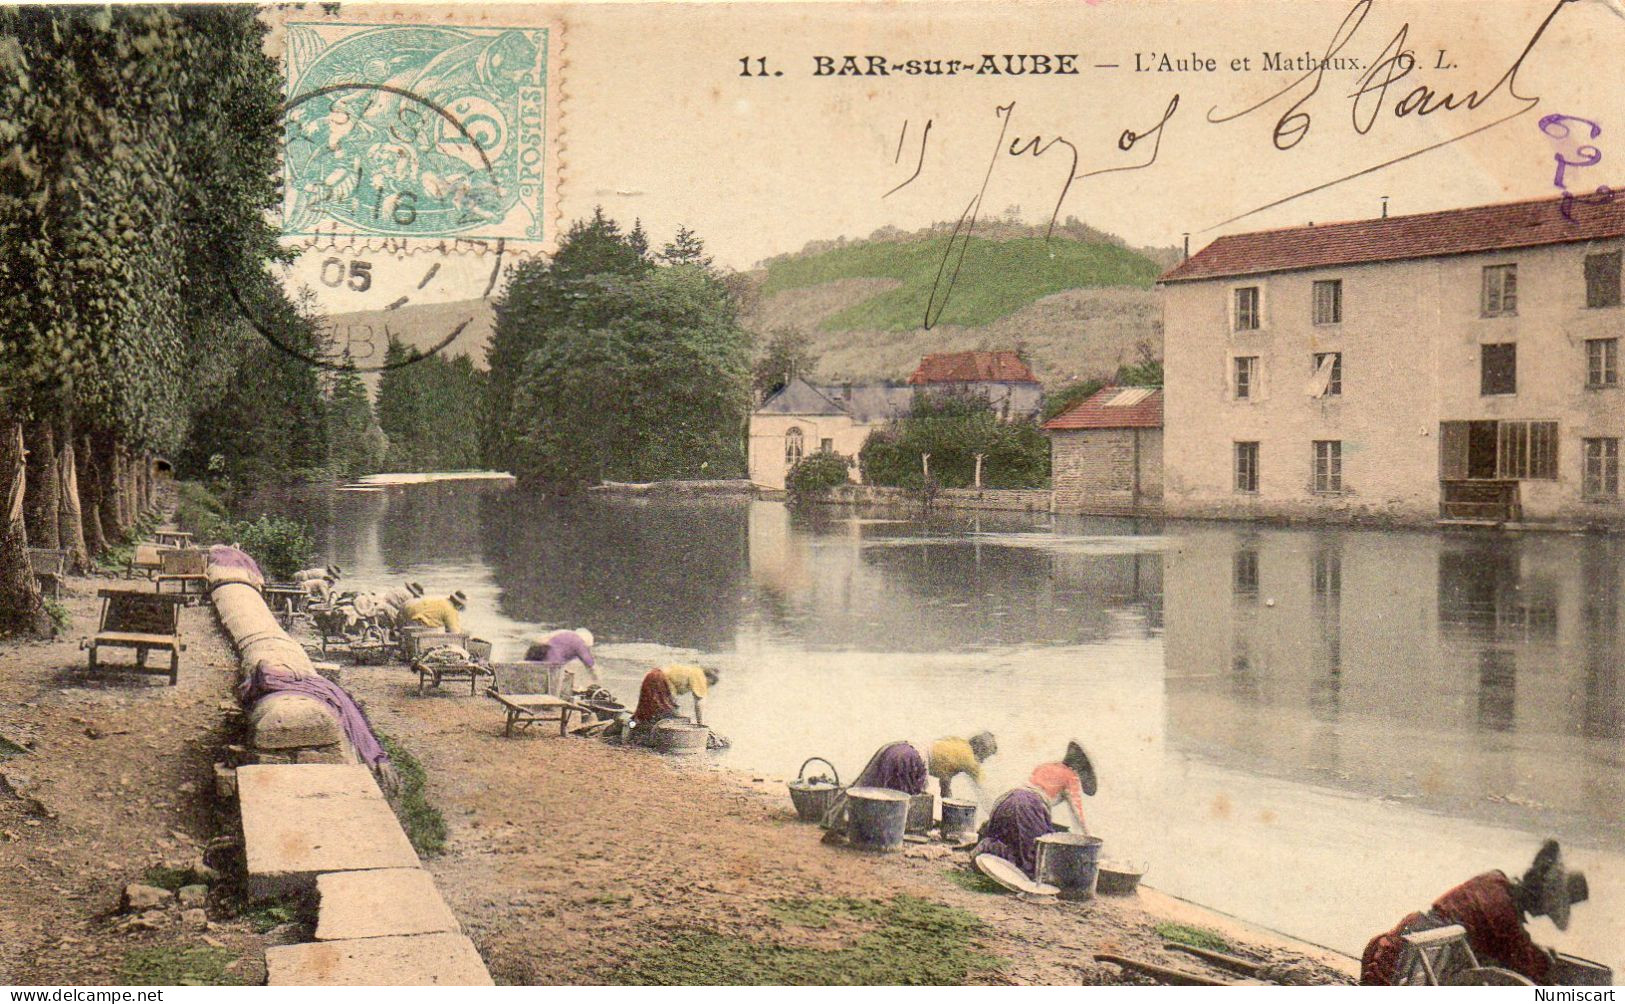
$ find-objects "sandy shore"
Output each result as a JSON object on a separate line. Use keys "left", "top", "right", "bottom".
{"left": 337, "top": 654, "right": 1360, "bottom": 985}
{"left": 1, "top": 572, "right": 1358, "bottom": 985}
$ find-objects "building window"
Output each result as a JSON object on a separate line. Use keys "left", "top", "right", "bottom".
{"left": 1482, "top": 264, "right": 1518, "bottom": 316}
{"left": 1481, "top": 343, "right": 1517, "bottom": 396}
{"left": 819, "top": 438, "right": 834, "bottom": 453}
{"left": 1587, "top": 338, "right": 1619, "bottom": 388}
{"left": 1233, "top": 549, "right": 1259, "bottom": 596}
{"left": 1584, "top": 438, "right": 1620, "bottom": 498}
{"left": 1497, "top": 421, "right": 1558, "bottom": 480}
{"left": 1312, "top": 551, "right": 1341, "bottom": 600}
{"left": 1234, "top": 286, "right": 1260, "bottom": 331}
{"left": 1585, "top": 251, "right": 1622, "bottom": 308}
{"left": 784, "top": 427, "right": 804, "bottom": 467}
{"left": 1312, "top": 280, "right": 1342, "bottom": 324}
{"left": 1313, "top": 440, "right": 1343, "bottom": 493}
{"left": 1311, "top": 352, "right": 1342, "bottom": 397}
{"left": 1235, "top": 441, "right": 1260, "bottom": 493}
{"left": 1234, "top": 356, "right": 1258, "bottom": 400}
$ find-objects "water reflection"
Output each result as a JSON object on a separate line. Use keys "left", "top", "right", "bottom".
{"left": 1165, "top": 525, "right": 1625, "bottom": 839}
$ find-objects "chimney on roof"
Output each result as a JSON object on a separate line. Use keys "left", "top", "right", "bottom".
{"left": 1182, "top": 232, "right": 1189, "bottom": 260}
{"left": 1381, "top": 196, "right": 1389, "bottom": 219}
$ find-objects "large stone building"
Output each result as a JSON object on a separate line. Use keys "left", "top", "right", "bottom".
{"left": 1045, "top": 386, "right": 1163, "bottom": 515}
{"left": 1160, "top": 193, "right": 1625, "bottom": 527}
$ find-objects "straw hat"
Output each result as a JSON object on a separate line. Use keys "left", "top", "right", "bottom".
{"left": 449, "top": 590, "right": 468, "bottom": 608}
{"left": 968, "top": 731, "right": 998, "bottom": 761}
{"left": 574, "top": 628, "right": 594, "bottom": 647}
{"left": 1062, "top": 740, "right": 1098, "bottom": 797}
{"left": 407, "top": 582, "right": 424, "bottom": 597}
{"left": 327, "top": 565, "right": 343, "bottom": 578}
{"left": 703, "top": 666, "right": 720, "bottom": 686}
{"left": 1522, "top": 839, "right": 1589, "bottom": 931}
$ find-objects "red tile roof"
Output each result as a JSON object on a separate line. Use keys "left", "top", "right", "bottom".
{"left": 1160, "top": 190, "right": 1625, "bottom": 283}
{"left": 1043, "top": 386, "right": 1163, "bottom": 431}
{"left": 908, "top": 350, "right": 1038, "bottom": 385}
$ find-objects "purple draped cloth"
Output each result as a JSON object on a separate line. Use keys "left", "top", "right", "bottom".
{"left": 974, "top": 788, "right": 1059, "bottom": 879}
{"left": 208, "top": 545, "right": 265, "bottom": 587}
{"left": 855, "top": 741, "right": 928, "bottom": 795}
{"left": 238, "top": 660, "right": 389, "bottom": 766}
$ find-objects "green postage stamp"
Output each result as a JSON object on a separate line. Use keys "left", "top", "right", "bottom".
{"left": 278, "top": 13, "right": 558, "bottom": 249}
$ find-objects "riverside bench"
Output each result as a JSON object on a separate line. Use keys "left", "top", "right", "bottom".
{"left": 155, "top": 548, "right": 209, "bottom": 602}
{"left": 126, "top": 543, "right": 171, "bottom": 580}
{"left": 27, "top": 547, "right": 67, "bottom": 600}
{"left": 412, "top": 636, "right": 493, "bottom": 695}
{"left": 484, "top": 663, "right": 590, "bottom": 735}
{"left": 82, "top": 589, "right": 187, "bottom": 685}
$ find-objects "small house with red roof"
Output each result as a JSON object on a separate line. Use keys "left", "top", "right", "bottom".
{"left": 908, "top": 350, "right": 1043, "bottom": 420}
{"left": 1160, "top": 191, "right": 1625, "bottom": 527}
{"left": 1044, "top": 386, "right": 1163, "bottom": 515}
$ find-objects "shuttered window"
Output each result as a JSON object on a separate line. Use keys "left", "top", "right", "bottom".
{"left": 1585, "top": 251, "right": 1622, "bottom": 308}
{"left": 1235, "top": 441, "right": 1260, "bottom": 492}
{"left": 1497, "top": 421, "right": 1558, "bottom": 480}
{"left": 1482, "top": 264, "right": 1518, "bottom": 316}
{"left": 1313, "top": 280, "right": 1342, "bottom": 324}
{"left": 1234, "top": 287, "right": 1260, "bottom": 331}
{"left": 1313, "top": 440, "right": 1343, "bottom": 493}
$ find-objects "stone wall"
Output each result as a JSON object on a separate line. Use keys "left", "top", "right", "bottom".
{"left": 1051, "top": 427, "right": 1163, "bottom": 515}
{"left": 813, "top": 484, "right": 1054, "bottom": 512}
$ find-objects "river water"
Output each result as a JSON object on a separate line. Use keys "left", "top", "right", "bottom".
{"left": 276, "top": 477, "right": 1625, "bottom": 973}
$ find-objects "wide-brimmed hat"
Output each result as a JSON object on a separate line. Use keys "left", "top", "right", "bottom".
{"left": 407, "top": 582, "right": 425, "bottom": 597}
{"left": 575, "top": 628, "right": 594, "bottom": 647}
{"left": 327, "top": 565, "right": 343, "bottom": 578}
{"left": 968, "top": 731, "right": 998, "bottom": 761}
{"left": 702, "top": 666, "right": 720, "bottom": 686}
{"left": 449, "top": 589, "right": 468, "bottom": 608}
{"left": 1523, "top": 839, "right": 1589, "bottom": 931}
{"left": 1063, "top": 740, "right": 1098, "bottom": 797}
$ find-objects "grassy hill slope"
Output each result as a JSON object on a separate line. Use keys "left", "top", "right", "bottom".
{"left": 746, "top": 225, "right": 1169, "bottom": 388}
{"left": 759, "top": 235, "right": 1162, "bottom": 332}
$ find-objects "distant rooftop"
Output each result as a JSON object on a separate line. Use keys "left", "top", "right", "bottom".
{"left": 908, "top": 350, "right": 1038, "bottom": 385}
{"left": 756, "top": 377, "right": 914, "bottom": 424}
{"left": 1160, "top": 190, "right": 1625, "bottom": 283}
{"left": 1043, "top": 385, "right": 1163, "bottom": 431}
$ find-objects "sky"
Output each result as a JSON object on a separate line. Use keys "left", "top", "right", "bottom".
{"left": 268, "top": 0, "right": 1625, "bottom": 310}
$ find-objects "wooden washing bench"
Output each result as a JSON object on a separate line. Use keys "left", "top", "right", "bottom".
{"left": 126, "top": 543, "right": 171, "bottom": 580}
{"left": 413, "top": 636, "right": 493, "bottom": 695}
{"left": 27, "top": 547, "right": 68, "bottom": 600}
{"left": 154, "top": 548, "right": 209, "bottom": 602}
{"left": 82, "top": 589, "right": 187, "bottom": 685}
{"left": 485, "top": 662, "right": 590, "bottom": 735}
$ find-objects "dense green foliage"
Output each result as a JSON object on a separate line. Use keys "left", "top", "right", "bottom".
{"left": 752, "top": 326, "right": 819, "bottom": 402}
{"left": 0, "top": 7, "right": 317, "bottom": 632}
{"left": 860, "top": 391, "right": 1049, "bottom": 490}
{"left": 228, "top": 515, "right": 315, "bottom": 581}
{"left": 758, "top": 236, "right": 1162, "bottom": 331}
{"left": 376, "top": 341, "right": 485, "bottom": 471}
{"left": 483, "top": 208, "right": 652, "bottom": 467}
{"left": 490, "top": 211, "right": 752, "bottom": 488}
{"left": 323, "top": 357, "right": 387, "bottom": 478}
{"left": 785, "top": 451, "right": 852, "bottom": 497}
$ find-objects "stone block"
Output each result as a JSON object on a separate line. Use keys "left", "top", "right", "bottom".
{"left": 314, "top": 868, "right": 459, "bottom": 942}
{"left": 122, "top": 884, "right": 173, "bottom": 912}
{"left": 293, "top": 745, "right": 352, "bottom": 765}
{"left": 214, "top": 763, "right": 237, "bottom": 799}
{"left": 264, "top": 933, "right": 492, "bottom": 986}
{"left": 247, "top": 693, "right": 345, "bottom": 750}
{"left": 238, "top": 765, "right": 419, "bottom": 900}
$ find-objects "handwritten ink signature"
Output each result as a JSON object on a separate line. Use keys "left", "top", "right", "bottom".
{"left": 899, "top": 0, "right": 1590, "bottom": 327}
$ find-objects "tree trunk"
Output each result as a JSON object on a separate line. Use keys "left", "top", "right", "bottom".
{"left": 93, "top": 433, "right": 123, "bottom": 542}
{"left": 1, "top": 420, "right": 50, "bottom": 636}
{"left": 22, "top": 418, "right": 60, "bottom": 549}
{"left": 56, "top": 420, "right": 90, "bottom": 574}
{"left": 80, "top": 433, "right": 107, "bottom": 556}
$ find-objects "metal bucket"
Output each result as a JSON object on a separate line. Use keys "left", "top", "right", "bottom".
{"left": 845, "top": 786, "right": 910, "bottom": 852}
{"left": 1036, "top": 833, "right": 1104, "bottom": 900}
{"left": 940, "top": 798, "right": 977, "bottom": 837}
{"left": 652, "top": 719, "right": 709, "bottom": 755}
{"left": 906, "top": 792, "right": 936, "bottom": 833}
{"left": 788, "top": 757, "right": 842, "bottom": 823}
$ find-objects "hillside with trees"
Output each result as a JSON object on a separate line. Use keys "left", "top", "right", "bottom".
{"left": 744, "top": 218, "right": 1173, "bottom": 389}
